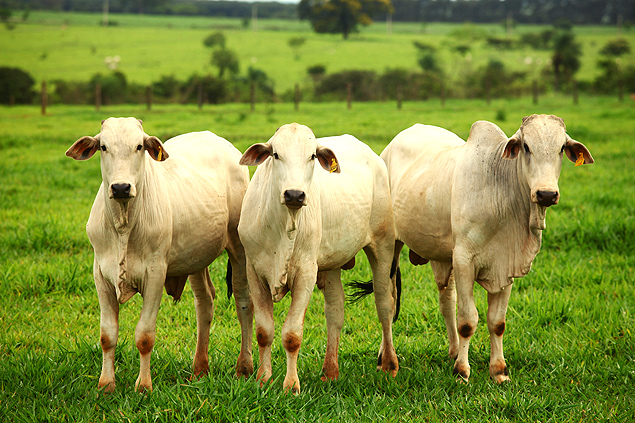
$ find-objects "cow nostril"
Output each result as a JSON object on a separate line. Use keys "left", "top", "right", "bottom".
{"left": 283, "top": 189, "right": 306, "bottom": 208}
{"left": 111, "top": 183, "right": 132, "bottom": 199}
{"left": 298, "top": 192, "right": 306, "bottom": 203}
{"left": 536, "top": 190, "right": 558, "bottom": 207}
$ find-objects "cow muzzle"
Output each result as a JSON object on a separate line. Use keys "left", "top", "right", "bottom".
{"left": 534, "top": 189, "right": 559, "bottom": 207}
{"left": 110, "top": 182, "right": 135, "bottom": 201}
{"left": 282, "top": 189, "right": 306, "bottom": 210}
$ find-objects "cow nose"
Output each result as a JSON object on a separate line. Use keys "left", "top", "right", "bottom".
{"left": 283, "top": 189, "right": 306, "bottom": 209}
{"left": 536, "top": 190, "right": 559, "bottom": 207}
{"left": 111, "top": 183, "right": 132, "bottom": 199}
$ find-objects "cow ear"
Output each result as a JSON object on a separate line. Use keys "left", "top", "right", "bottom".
{"left": 66, "top": 135, "right": 100, "bottom": 161}
{"left": 316, "top": 145, "right": 340, "bottom": 173}
{"left": 565, "top": 135, "right": 594, "bottom": 166}
{"left": 240, "top": 143, "right": 272, "bottom": 166}
{"left": 502, "top": 130, "right": 522, "bottom": 160}
{"left": 145, "top": 135, "right": 169, "bottom": 161}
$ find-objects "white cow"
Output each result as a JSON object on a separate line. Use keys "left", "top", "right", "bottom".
{"left": 238, "top": 123, "right": 399, "bottom": 394}
{"left": 66, "top": 118, "right": 253, "bottom": 392}
{"left": 381, "top": 114, "right": 593, "bottom": 383}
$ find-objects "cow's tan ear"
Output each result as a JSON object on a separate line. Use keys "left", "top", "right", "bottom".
{"left": 66, "top": 135, "right": 100, "bottom": 161}
{"left": 502, "top": 130, "right": 522, "bottom": 160}
{"left": 240, "top": 143, "right": 272, "bottom": 166}
{"left": 565, "top": 135, "right": 594, "bottom": 166}
{"left": 316, "top": 145, "right": 340, "bottom": 173}
{"left": 145, "top": 135, "right": 168, "bottom": 161}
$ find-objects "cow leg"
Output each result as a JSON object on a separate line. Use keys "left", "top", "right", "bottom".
{"left": 227, "top": 241, "right": 254, "bottom": 378}
{"left": 281, "top": 269, "right": 316, "bottom": 395}
{"left": 430, "top": 261, "right": 458, "bottom": 360}
{"left": 364, "top": 244, "right": 399, "bottom": 377}
{"left": 95, "top": 262, "right": 119, "bottom": 393}
{"left": 247, "top": 263, "right": 274, "bottom": 386}
{"left": 452, "top": 250, "right": 478, "bottom": 382}
{"left": 134, "top": 274, "right": 164, "bottom": 393}
{"left": 188, "top": 269, "right": 215, "bottom": 379}
{"left": 487, "top": 283, "right": 513, "bottom": 383}
{"left": 320, "top": 269, "right": 344, "bottom": 381}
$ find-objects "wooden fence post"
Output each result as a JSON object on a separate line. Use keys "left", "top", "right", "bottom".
{"left": 397, "top": 84, "right": 403, "bottom": 110}
{"left": 250, "top": 81, "right": 256, "bottom": 112}
{"left": 294, "top": 83, "right": 300, "bottom": 111}
{"left": 146, "top": 86, "right": 152, "bottom": 111}
{"left": 95, "top": 82, "right": 101, "bottom": 111}
{"left": 346, "top": 82, "right": 352, "bottom": 110}
{"left": 41, "top": 81, "right": 47, "bottom": 116}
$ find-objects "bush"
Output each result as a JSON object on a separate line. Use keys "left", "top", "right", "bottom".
{"left": 0, "top": 67, "right": 35, "bottom": 105}
{"left": 315, "top": 70, "right": 378, "bottom": 101}
{"left": 89, "top": 71, "right": 128, "bottom": 105}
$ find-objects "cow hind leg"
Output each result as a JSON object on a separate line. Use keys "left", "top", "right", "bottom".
{"left": 188, "top": 269, "right": 216, "bottom": 379}
{"left": 430, "top": 261, "right": 458, "bottom": 360}
{"left": 487, "top": 283, "right": 513, "bottom": 383}
{"left": 247, "top": 264, "right": 274, "bottom": 387}
{"left": 227, "top": 242, "right": 254, "bottom": 378}
{"left": 364, "top": 243, "right": 399, "bottom": 377}
{"left": 320, "top": 270, "right": 344, "bottom": 381}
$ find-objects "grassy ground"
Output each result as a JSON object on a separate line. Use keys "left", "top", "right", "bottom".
{"left": 0, "top": 96, "right": 633, "bottom": 421}
{"left": 1, "top": 12, "right": 633, "bottom": 94}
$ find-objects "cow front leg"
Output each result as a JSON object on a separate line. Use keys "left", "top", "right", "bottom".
{"left": 320, "top": 269, "right": 344, "bottom": 381}
{"left": 487, "top": 283, "right": 513, "bottom": 383}
{"left": 188, "top": 269, "right": 215, "bottom": 378}
{"left": 431, "top": 261, "right": 458, "bottom": 360}
{"left": 134, "top": 279, "right": 164, "bottom": 393}
{"left": 452, "top": 252, "right": 478, "bottom": 382}
{"left": 247, "top": 264, "right": 274, "bottom": 386}
{"left": 281, "top": 272, "right": 315, "bottom": 395}
{"left": 95, "top": 263, "right": 119, "bottom": 393}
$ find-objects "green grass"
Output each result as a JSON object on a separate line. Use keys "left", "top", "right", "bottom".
{"left": 1, "top": 96, "right": 634, "bottom": 421}
{"left": 1, "top": 12, "right": 633, "bottom": 94}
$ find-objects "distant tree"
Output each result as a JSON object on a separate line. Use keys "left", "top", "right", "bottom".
{"left": 288, "top": 37, "right": 306, "bottom": 60}
{"left": 595, "top": 38, "right": 632, "bottom": 95}
{"left": 307, "top": 64, "right": 327, "bottom": 83}
{"left": 599, "top": 38, "right": 631, "bottom": 57}
{"left": 211, "top": 49, "right": 239, "bottom": 78}
{"left": 299, "top": 0, "right": 393, "bottom": 40}
{"left": 551, "top": 26, "right": 581, "bottom": 91}
{"left": 204, "top": 32, "right": 226, "bottom": 49}
{"left": 0, "top": 67, "right": 35, "bottom": 104}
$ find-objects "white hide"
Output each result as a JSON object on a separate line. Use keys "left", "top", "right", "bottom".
{"left": 381, "top": 114, "right": 593, "bottom": 383}
{"left": 238, "top": 123, "right": 399, "bottom": 394}
{"left": 67, "top": 118, "right": 253, "bottom": 392}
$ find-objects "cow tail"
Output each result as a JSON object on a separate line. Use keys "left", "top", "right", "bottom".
{"left": 226, "top": 259, "right": 233, "bottom": 299}
{"left": 392, "top": 258, "right": 402, "bottom": 323}
{"left": 346, "top": 280, "right": 374, "bottom": 304}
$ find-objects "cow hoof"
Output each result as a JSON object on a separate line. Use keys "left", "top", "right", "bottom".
{"left": 492, "top": 373, "right": 510, "bottom": 384}
{"left": 321, "top": 367, "right": 339, "bottom": 381}
{"left": 134, "top": 378, "right": 153, "bottom": 394}
{"left": 490, "top": 364, "right": 510, "bottom": 384}
{"left": 97, "top": 379, "right": 116, "bottom": 394}
{"left": 236, "top": 361, "right": 254, "bottom": 379}
{"left": 283, "top": 381, "right": 301, "bottom": 395}
{"left": 453, "top": 364, "right": 470, "bottom": 383}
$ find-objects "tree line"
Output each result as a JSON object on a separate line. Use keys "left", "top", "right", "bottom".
{"left": 4, "top": 0, "right": 633, "bottom": 25}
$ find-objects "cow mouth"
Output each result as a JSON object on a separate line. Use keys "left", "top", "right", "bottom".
{"left": 284, "top": 201, "right": 304, "bottom": 210}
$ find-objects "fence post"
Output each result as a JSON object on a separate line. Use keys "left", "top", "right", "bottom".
{"left": 146, "top": 86, "right": 152, "bottom": 111}
{"left": 397, "top": 84, "right": 403, "bottom": 110}
{"left": 572, "top": 80, "right": 579, "bottom": 105}
{"left": 294, "top": 83, "right": 300, "bottom": 112}
{"left": 41, "top": 81, "right": 47, "bottom": 116}
{"left": 250, "top": 81, "right": 256, "bottom": 112}
{"left": 346, "top": 82, "right": 352, "bottom": 110}
{"left": 95, "top": 82, "right": 102, "bottom": 111}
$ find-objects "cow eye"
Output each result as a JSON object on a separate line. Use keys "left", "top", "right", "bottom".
{"left": 560, "top": 145, "right": 565, "bottom": 154}
{"left": 311, "top": 153, "right": 317, "bottom": 160}
{"left": 273, "top": 152, "right": 279, "bottom": 160}
{"left": 136, "top": 144, "right": 143, "bottom": 151}
{"left": 523, "top": 144, "right": 531, "bottom": 154}
{"left": 100, "top": 145, "right": 107, "bottom": 152}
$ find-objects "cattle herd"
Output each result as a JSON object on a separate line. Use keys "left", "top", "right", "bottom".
{"left": 66, "top": 114, "right": 593, "bottom": 394}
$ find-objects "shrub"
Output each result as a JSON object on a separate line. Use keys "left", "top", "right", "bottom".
{"left": 0, "top": 67, "right": 35, "bottom": 105}
{"left": 315, "top": 70, "right": 378, "bottom": 101}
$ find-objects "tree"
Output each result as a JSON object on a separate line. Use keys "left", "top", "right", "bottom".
{"left": 288, "top": 37, "right": 306, "bottom": 60}
{"left": 211, "top": 49, "right": 239, "bottom": 79}
{"left": 299, "top": 0, "right": 393, "bottom": 40}
{"left": 551, "top": 24, "right": 581, "bottom": 91}
{"left": 0, "top": 67, "right": 35, "bottom": 104}
{"left": 203, "top": 32, "right": 226, "bottom": 49}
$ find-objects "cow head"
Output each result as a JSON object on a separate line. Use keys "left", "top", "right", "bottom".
{"left": 502, "top": 114, "right": 593, "bottom": 207}
{"left": 66, "top": 117, "right": 168, "bottom": 202}
{"left": 239, "top": 123, "right": 340, "bottom": 210}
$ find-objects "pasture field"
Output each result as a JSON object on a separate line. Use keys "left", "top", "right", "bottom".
{"left": 0, "top": 12, "right": 633, "bottom": 94}
{"left": 0, "top": 95, "right": 634, "bottom": 422}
